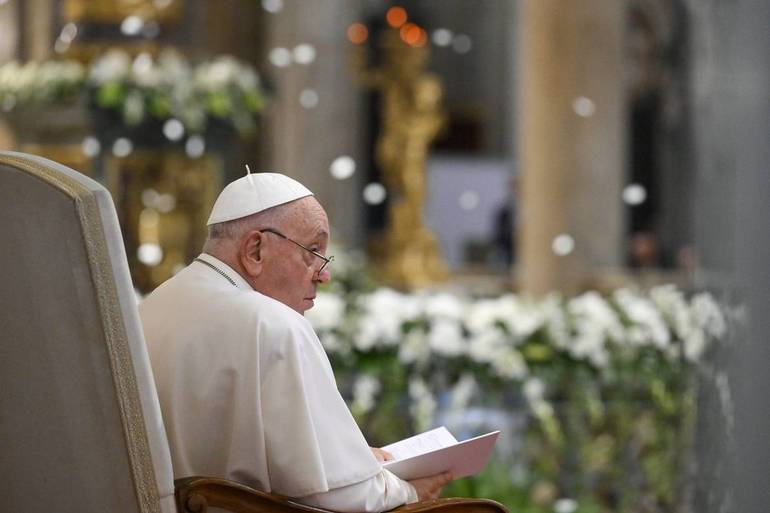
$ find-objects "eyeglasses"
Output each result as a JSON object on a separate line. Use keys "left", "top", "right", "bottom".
{"left": 260, "top": 228, "right": 334, "bottom": 275}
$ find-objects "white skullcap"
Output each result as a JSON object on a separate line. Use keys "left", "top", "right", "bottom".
{"left": 207, "top": 172, "right": 313, "bottom": 225}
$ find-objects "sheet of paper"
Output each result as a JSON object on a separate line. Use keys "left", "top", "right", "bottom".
{"left": 381, "top": 426, "right": 458, "bottom": 461}
{"left": 382, "top": 429, "right": 500, "bottom": 481}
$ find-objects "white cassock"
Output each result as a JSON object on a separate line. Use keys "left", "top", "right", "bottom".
{"left": 139, "top": 253, "right": 417, "bottom": 512}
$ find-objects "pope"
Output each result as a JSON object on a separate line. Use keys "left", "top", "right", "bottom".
{"left": 139, "top": 170, "right": 451, "bottom": 512}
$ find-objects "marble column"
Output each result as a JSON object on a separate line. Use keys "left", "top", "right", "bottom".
{"left": 517, "top": 0, "right": 625, "bottom": 295}
{"left": 23, "top": 0, "right": 53, "bottom": 61}
{"left": 0, "top": 0, "right": 20, "bottom": 151}
{"left": 259, "top": 0, "right": 367, "bottom": 248}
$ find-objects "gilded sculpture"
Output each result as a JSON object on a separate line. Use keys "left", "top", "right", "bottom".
{"left": 352, "top": 29, "right": 448, "bottom": 288}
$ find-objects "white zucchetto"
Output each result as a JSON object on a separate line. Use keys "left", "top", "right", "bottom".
{"left": 207, "top": 172, "right": 314, "bottom": 225}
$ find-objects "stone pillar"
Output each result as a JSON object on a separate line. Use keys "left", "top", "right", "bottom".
{"left": 517, "top": 0, "right": 625, "bottom": 295}
{"left": 23, "top": 0, "right": 53, "bottom": 61}
{"left": 260, "top": 0, "right": 367, "bottom": 247}
{"left": 0, "top": 0, "right": 20, "bottom": 151}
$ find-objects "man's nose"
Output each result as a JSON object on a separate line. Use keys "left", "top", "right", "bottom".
{"left": 315, "top": 267, "right": 331, "bottom": 283}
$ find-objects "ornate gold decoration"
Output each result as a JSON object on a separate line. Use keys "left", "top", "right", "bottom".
{"left": 352, "top": 30, "right": 448, "bottom": 289}
{"left": 0, "top": 151, "right": 162, "bottom": 513}
{"left": 63, "top": 0, "right": 183, "bottom": 24}
{"left": 106, "top": 150, "right": 222, "bottom": 292}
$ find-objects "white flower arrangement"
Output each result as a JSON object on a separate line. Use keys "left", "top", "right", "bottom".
{"left": 89, "top": 49, "right": 264, "bottom": 136}
{"left": 313, "top": 257, "right": 731, "bottom": 510}
{"left": 310, "top": 282, "right": 727, "bottom": 436}
{"left": 0, "top": 59, "right": 85, "bottom": 111}
{"left": 0, "top": 52, "right": 264, "bottom": 138}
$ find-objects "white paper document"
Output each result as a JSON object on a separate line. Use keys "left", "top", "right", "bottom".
{"left": 381, "top": 426, "right": 500, "bottom": 481}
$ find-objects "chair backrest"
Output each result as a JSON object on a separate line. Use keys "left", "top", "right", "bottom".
{"left": 0, "top": 152, "right": 176, "bottom": 513}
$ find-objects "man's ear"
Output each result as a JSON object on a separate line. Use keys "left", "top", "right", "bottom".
{"left": 240, "top": 230, "right": 265, "bottom": 277}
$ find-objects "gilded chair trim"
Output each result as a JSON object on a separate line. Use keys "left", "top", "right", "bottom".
{"left": 0, "top": 153, "right": 162, "bottom": 513}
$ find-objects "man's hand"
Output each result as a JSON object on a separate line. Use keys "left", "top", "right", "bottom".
{"left": 370, "top": 447, "right": 394, "bottom": 462}
{"left": 408, "top": 471, "right": 453, "bottom": 501}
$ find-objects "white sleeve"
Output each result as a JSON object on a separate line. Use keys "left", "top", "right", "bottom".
{"left": 296, "top": 469, "right": 418, "bottom": 513}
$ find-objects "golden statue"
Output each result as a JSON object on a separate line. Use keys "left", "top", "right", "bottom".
{"left": 352, "top": 29, "right": 448, "bottom": 288}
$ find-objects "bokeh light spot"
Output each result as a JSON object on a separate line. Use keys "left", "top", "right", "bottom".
{"left": 330, "top": 156, "right": 356, "bottom": 180}
{"left": 112, "top": 138, "right": 134, "bottom": 158}
{"left": 347, "top": 23, "right": 369, "bottom": 45}
{"left": 163, "top": 118, "right": 185, "bottom": 141}
{"left": 363, "top": 183, "right": 387, "bottom": 205}
{"left": 81, "top": 136, "right": 101, "bottom": 157}
{"left": 623, "top": 183, "right": 647, "bottom": 205}
{"left": 299, "top": 88, "right": 319, "bottom": 109}
{"left": 269, "top": 47, "right": 292, "bottom": 67}
{"left": 572, "top": 96, "right": 596, "bottom": 117}
{"left": 432, "top": 28, "right": 453, "bottom": 47}
{"left": 386, "top": 6, "right": 408, "bottom": 28}
{"left": 552, "top": 234, "right": 575, "bottom": 256}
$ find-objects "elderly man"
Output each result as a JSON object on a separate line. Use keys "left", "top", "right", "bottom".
{"left": 139, "top": 172, "right": 450, "bottom": 513}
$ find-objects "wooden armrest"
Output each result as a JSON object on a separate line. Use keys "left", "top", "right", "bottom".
{"left": 175, "top": 476, "right": 509, "bottom": 513}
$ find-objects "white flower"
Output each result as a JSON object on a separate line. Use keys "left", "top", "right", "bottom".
{"left": 468, "top": 328, "right": 507, "bottom": 364}
{"left": 398, "top": 330, "right": 430, "bottom": 365}
{"left": 427, "top": 319, "right": 465, "bottom": 357}
{"left": 532, "top": 400, "right": 554, "bottom": 419}
{"left": 650, "top": 284, "right": 694, "bottom": 341}
{"left": 691, "top": 292, "right": 726, "bottom": 339}
{"left": 122, "top": 91, "right": 145, "bottom": 125}
{"left": 683, "top": 327, "right": 706, "bottom": 362}
{"left": 523, "top": 377, "right": 546, "bottom": 404}
{"left": 554, "top": 498, "right": 578, "bottom": 513}
{"left": 89, "top": 50, "right": 131, "bottom": 84}
{"left": 614, "top": 288, "right": 670, "bottom": 349}
{"left": 409, "top": 378, "right": 437, "bottom": 431}
{"left": 305, "top": 291, "right": 345, "bottom": 332}
{"left": 448, "top": 374, "right": 477, "bottom": 414}
{"left": 355, "top": 288, "right": 419, "bottom": 349}
{"left": 422, "top": 292, "right": 465, "bottom": 321}
{"left": 566, "top": 292, "right": 623, "bottom": 367}
{"left": 491, "top": 348, "right": 528, "bottom": 380}
{"left": 541, "top": 293, "right": 570, "bottom": 348}
{"left": 351, "top": 374, "right": 381, "bottom": 415}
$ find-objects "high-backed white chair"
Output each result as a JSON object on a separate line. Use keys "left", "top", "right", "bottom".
{"left": 0, "top": 151, "right": 507, "bottom": 513}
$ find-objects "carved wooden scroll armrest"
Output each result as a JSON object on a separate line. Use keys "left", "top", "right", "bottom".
{"left": 175, "top": 477, "right": 509, "bottom": 513}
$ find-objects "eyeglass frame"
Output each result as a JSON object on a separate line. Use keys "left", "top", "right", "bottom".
{"left": 259, "top": 228, "right": 334, "bottom": 275}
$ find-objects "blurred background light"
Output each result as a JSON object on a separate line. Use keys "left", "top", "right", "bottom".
{"left": 185, "top": 136, "right": 205, "bottom": 158}
{"left": 163, "top": 119, "right": 185, "bottom": 141}
{"left": 299, "top": 88, "right": 319, "bottom": 109}
{"left": 112, "top": 138, "right": 134, "bottom": 158}
{"left": 137, "top": 243, "right": 163, "bottom": 266}
{"left": 431, "top": 28, "right": 453, "bottom": 47}
{"left": 293, "top": 44, "right": 316, "bottom": 65}
{"left": 572, "top": 96, "right": 596, "bottom": 117}
{"left": 261, "top": 0, "right": 283, "bottom": 14}
{"left": 452, "top": 34, "right": 472, "bottom": 54}
{"left": 268, "top": 47, "right": 292, "bottom": 67}
{"left": 347, "top": 23, "right": 368, "bottom": 45}
{"left": 622, "top": 183, "right": 647, "bottom": 205}
{"left": 386, "top": 6, "right": 408, "bottom": 28}
{"left": 330, "top": 155, "right": 356, "bottom": 180}
{"left": 120, "top": 16, "right": 144, "bottom": 36}
{"left": 363, "top": 183, "right": 387, "bottom": 205}
{"left": 81, "top": 136, "right": 100, "bottom": 157}
{"left": 552, "top": 234, "right": 575, "bottom": 256}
